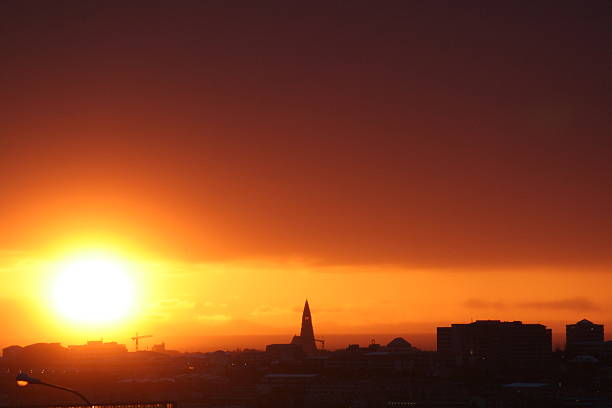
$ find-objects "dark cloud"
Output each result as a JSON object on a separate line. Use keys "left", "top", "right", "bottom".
{"left": 1, "top": 2, "right": 611, "bottom": 269}
{"left": 464, "top": 299, "right": 506, "bottom": 309}
{"left": 464, "top": 297, "right": 600, "bottom": 311}
{"left": 517, "top": 298, "right": 600, "bottom": 311}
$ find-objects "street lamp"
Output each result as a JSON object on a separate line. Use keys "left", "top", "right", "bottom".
{"left": 16, "top": 372, "right": 92, "bottom": 406}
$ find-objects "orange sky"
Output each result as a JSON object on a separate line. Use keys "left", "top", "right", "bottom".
{"left": 1, "top": 2, "right": 611, "bottom": 351}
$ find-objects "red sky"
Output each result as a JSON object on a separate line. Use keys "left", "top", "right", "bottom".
{"left": 0, "top": 1, "right": 611, "bottom": 351}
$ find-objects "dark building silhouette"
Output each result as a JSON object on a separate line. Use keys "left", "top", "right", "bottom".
{"left": 437, "top": 320, "right": 552, "bottom": 370}
{"left": 566, "top": 319, "right": 604, "bottom": 356}
{"left": 2, "top": 345, "right": 23, "bottom": 360}
{"left": 68, "top": 340, "right": 128, "bottom": 361}
{"left": 291, "top": 300, "right": 317, "bottom": 353}
{"left": 567, "top": 319, "right": 604, "bottom": 343}
{"left": 386, "top": 337, "right": 414, "bottom": 351}
{"left": 265, "top": 300, "right": 320, "bottom": 356}
{"left": 265, "top": 343, "right": 304, "bottom": 362}
{"left": 2, "top": 342, "right": 69, "bottom": 367}
{"left": 151, "top": 342, "right": 181, "bottom": 356}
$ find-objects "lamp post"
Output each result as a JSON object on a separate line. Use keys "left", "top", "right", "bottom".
{"left": 16, "top": 372, "right": 92, "bottom": 406}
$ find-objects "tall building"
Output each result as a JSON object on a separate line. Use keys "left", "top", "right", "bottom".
{"left": 566, "top": 319, "right": 604, "bottom": 356}
{"left": 291, "top": 300, "right": 317, "bottom": 353}
{"left": 567, "top": 319, "right": 604, "bottom": 344}
{"left": 437, "top": 320, "right": 552, "bottom": 370}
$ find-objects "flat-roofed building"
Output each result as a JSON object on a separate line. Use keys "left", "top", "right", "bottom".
{"left": 437, "top": 320, "right": 552, "bottom": 371}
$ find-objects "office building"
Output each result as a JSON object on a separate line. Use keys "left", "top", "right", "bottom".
{"left": 437, "top": 320, "right": 552, "bottom": 370}
{"left": 566, "top": 319, "right": 604, "bottom": 356}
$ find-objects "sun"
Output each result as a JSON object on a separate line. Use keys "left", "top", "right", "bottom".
{"left": 51, "top": 257, "right": 135, "bottom": 325}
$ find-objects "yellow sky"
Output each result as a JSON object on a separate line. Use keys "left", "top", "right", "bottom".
{"left": 2, "top": 244, "right": 610, "bottom": 351}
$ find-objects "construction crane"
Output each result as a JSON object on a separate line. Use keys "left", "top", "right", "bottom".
{"left": 131, "top": 333, "right": 152, "bottom": 351}
{"left": 315, "top": 338, "right": 325, "bottom": 350}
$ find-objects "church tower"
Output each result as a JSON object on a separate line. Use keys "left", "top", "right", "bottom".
{"left": 301, "top": 300, "right": 315, "bottom": 343}
{"left": 291, "top": 299, "right": 317, "bottom": 353}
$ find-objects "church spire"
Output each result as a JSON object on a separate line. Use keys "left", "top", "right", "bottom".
{"left": 292, "top": 299, "right": 317, "bottom": 353}
{"left": 301, "top": 299, "right": 314, "bottom": 340}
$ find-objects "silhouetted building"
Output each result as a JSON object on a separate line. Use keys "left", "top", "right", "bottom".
{"left": 566, "top": 319, "right": 604, "bottom": 356}
{"left": 323, "top": 338, "right": 430, "bottom": 375}
{"left": 265, "top": 344, "right": 304, "bottom": 362}
{"left": 567, "top": 319, "right": 604, "bottom": 343}
{"left": 152, "top": 342, "right": 181, "bottom": 356}
{"left": 386, "top": 337, "right": 416, "bottom": 352}
{"left": 500, "top": 383, "right": 557, "bottom": 407}
{"left": 2, "top": 345, "right": 23, "bottom": 360}
{"left": 437, "top": 320, "right": 552, "bottom": 370}
{"left": 4, "top": 342, "right": 70, "bottom": 366}
{"left": 266, "top": 300, "right": 320, "bottom": 356}
{"left": 68, "top": 340, "right": 127, "bottom": 361}
{"left": 290, "top": 300, "right": 318, "bottom": 353}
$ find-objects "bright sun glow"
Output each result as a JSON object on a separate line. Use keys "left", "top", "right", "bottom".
{"left": 52, "top": 257, "right": 134, "bottom": 324}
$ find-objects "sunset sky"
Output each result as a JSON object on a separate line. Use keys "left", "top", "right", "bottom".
{"left": 1, "top": 1, "right": 611, "bottom": 351}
